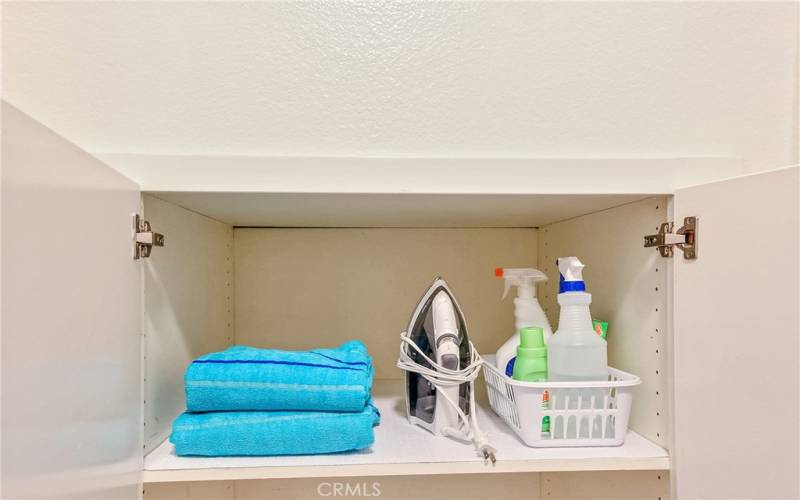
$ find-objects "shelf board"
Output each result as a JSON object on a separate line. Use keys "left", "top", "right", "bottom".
{"left": 101, "top": 155, "right": 736, "bottom": 195}
{"left": 145, "top": 192, "right": 651, "bottom": 227}
{"left": 144, "top": 381, "right": 669, "bottom": 483}
{"left": 99, "top": 155, "right": 738, "bottom": 227}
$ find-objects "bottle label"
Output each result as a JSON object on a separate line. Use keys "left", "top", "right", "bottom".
{"left": 505, "top": 357, "right": 516, "bottom": 377}
{"left": 541, "top": 390, "right": 550, "bottom": 434}
{"left": 592, "top": 320, "right": 608, "bottom": 340}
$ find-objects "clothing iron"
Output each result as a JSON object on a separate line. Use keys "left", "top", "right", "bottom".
{"left": 397, "top": 277, "right": 496, "bottom": 462}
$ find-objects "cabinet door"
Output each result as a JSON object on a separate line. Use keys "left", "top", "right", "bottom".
{"left": 1, "top": 103, "right": 142, "bottom": 499}
{"left": 672, "top": 167, "right": 799, "bottom": 499}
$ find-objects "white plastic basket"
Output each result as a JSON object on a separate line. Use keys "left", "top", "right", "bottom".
{"left": 482, "top": 356, "right": 641, "bottom": 447}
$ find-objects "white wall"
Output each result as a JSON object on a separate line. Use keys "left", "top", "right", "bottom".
{"left": 3, "top": 2, "right": 798, "bottom": 175}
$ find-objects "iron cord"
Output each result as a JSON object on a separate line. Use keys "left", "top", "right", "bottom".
{"left": 397, "top": 331, "right": 496, "bottom": 463}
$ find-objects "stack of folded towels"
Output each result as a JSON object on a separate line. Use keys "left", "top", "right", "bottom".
{"left": 170, "top": 340, "right": 379, "bottom": 456}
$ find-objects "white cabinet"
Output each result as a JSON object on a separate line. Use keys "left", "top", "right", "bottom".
{"left": 3, "top": 102, "right": 798, "bottom": 499}
{"left": 671, "top": 171, "right": 799, "bottom": 499}
{"left": 2, "top": 103, "right": 142, "bottom": 499}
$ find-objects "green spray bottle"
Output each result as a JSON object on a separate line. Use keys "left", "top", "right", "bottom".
{"left": 512, "top": 326, "right": 550, "bottom": 434}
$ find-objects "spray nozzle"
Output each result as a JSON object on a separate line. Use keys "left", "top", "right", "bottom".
{"left": 557, "top": 256, "right": 586, "bottom": 293}
{"left": 494, "top": 268, "right": 548, "bottom": 300}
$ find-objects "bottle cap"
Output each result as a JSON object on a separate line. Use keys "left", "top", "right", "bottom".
{"left": 520, "top": 326, "right": 545, "bottom": 348}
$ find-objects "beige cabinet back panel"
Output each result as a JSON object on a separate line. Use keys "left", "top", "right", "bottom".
{"left": 234, "top": 228, "right": 538, "bottom": 378}
{"left": 143, "top": 195, "right": 234, "bottom": 452}
{"left": 537, "top": 197, "right": 669, "bottom": 448}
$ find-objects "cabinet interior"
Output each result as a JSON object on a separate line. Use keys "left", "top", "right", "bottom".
{"left": 142, "top": 193, "right": 671, "bottom": 459}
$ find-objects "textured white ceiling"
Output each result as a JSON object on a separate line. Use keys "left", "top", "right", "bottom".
{"left": 3, "top": 2, "right": 798, "bottom": 167}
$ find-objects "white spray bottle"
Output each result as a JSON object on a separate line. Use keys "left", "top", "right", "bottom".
{"left": 548, "top": 257, "right": 608, "bottom": 439}
{"left": 548, "top": 257, "right": 606, "bottom": 382}
{"left": 494, "top": 268, "right": 552, "bottom": 377}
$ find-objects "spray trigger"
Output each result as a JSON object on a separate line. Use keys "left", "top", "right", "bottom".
{"left": 502, "top": 280, "right": 511, "bottom": 300}
{"left": 495, "top": 268, "right": 547, "bottom": 300}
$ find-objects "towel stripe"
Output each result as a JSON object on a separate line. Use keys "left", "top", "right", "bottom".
{"left": 311, "top": 351, "right": 371, "bottom": 367}
{"left": 186, "top": 380, "right": 366, "bottom": 392}
{"left": 192, "top": 359, "right": 365, "bottom": 372}
{"left": 173, "top": 408, "right": 377, "bottom": 432}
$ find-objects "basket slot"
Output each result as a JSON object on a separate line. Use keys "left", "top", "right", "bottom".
{"left": 484, "top": 370, "right": 521, "bottom": 431}
{"left": 554, "top": 415, "right": 564, "bottom": 439}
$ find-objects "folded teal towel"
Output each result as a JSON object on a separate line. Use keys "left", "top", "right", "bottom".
{"left": 170, "top": 403, "right": 380, "bottom": 456}
{"left": 184, "top": 340, "right": 374, "bottom": 412}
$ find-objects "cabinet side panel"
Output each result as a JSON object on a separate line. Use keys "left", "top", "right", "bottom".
{"left": 1, "top": 103, "right": 142, "bottom": 498}
{"left": 234, "top": 228, "right": 537, "bottom": 378}
{"left": 143, "top": 195, "right": 234, "bottom": 453}
{"left": 538, "top": 197, "right": 669, "bottom": 448}
{"left": 673, "top": 167, "right": 799, "bottom": 499}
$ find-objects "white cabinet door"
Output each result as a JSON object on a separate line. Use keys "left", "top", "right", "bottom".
{"left": 1, "top": 102, "right": 142, "bottom": 499}
{"left": 672, "top": 167, "right": 799, "bottom": 499}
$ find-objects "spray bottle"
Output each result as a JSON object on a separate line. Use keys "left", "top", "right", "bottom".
{"left": 548, "top": 257, "right": 607, "bottom": 438}
{"left": 494, "top": 268, "right": 552, "bottom": 377}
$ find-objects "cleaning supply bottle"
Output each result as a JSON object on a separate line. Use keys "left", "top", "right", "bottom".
{"left": 494, "top": 268, "right": 552, "bottom": 377}
{"left": 512, "top": 326, "right": 551, "bottom": 436}
{"left": 547, "top": 257, "right": 607, "bottom": 439}
{"left": 511, "top": 327, "right": 548, "bottom": 382}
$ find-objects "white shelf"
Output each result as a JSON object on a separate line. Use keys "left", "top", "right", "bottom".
{"left": 143, "top": 380, "right": 669, "bottom": 483}
{"left": 101, "top": 155, "right": 737, "bottom": 194}
{"left": 145, "top": 192, "right": 650, "bottom": 227}
{"left": 101, "top": 155, "right": 738, "bottom": 227}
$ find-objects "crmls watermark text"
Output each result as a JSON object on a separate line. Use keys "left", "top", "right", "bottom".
{"left": 317, "top": 481, "right": 381, "bottom": 497}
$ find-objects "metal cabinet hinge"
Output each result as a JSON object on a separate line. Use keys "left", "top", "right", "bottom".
{"left": 133, "top": 214, "right": 164, "bottom": 260}
{"left": 644, "top": 216, "right": 697, "bottom": 259}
